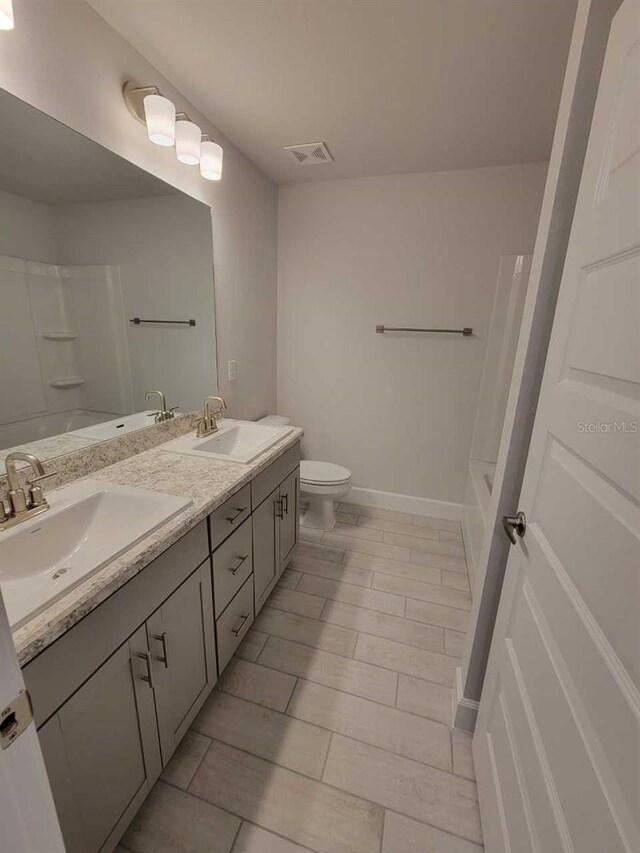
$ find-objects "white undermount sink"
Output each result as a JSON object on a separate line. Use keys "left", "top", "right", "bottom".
{"left": 160, "top": 419, "right": 293, "bottom": 464}
{"left": 0, "top": 479, "right": 192, "bottom": 629}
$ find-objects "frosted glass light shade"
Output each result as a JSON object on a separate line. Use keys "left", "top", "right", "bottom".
{"left": 143, "top": 94, "right": 175, "bottom": 147}
{"left": 0, "top": 0, "right": 14, "bottom": 29}
{"left": 200, "top": 140, "right": 223, "bottom": 180}
{"left": 176, "top": 120, "right": 201, "bottom": 165}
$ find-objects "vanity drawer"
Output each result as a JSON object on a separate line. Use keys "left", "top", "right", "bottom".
{"left": 215, "top": 575, "right": 254, "bottom": 673}
{"left": 251, "top": 441, "right": 301, "bottom": 509}
{"left": 212, "top": 517, "right": 253, "bottom": 617}
{"left": 209, "top": 484, "right": 251, "bottom": 551}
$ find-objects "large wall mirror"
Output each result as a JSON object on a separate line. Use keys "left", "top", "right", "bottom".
{"left": 0, "top": 88, "right": 218, "bottom": 473}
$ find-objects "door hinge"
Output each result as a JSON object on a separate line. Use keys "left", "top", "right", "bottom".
{"left": 0, "top": 689, "right": 33, "bottom": 750}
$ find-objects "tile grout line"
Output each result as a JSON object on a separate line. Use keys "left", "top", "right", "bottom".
{"left": 187, "top": 735, "right": 479, "bottom": 836}
{"left": 224, "top": 653, "right": 452, "bottom": 725}
{"left": 228, "top": 815, "right": 244, "bottom": 853}
{"left": 317, "top": 595, "right": 468, "bottom": 637}
{"left": 382, "top": 807, "right": 483, "bottom": 850}
{"left": 292, "top": 558, "right": 472, "bottom": 610}
{"left": 234, "top": 821, "right": 320, "bottom": 853}
{"left": 164, "top": 771, "right": 327, "bottom": 853}
{"left": 379, "top": 807, "right": 387, "bottom": 853}
{"left": 181, "top": 732, "right": 216, "bottom": 791}
{"left": 255, "top": 625, "right": 459, "bottom": 685}
{"left": 296, "top": 535, "right": 470, "bottom": 573}
{"left": 282, "top": 675, "right": 299, "bottom": 714}
{"left": 320, "top": 730, "right": 334, "bottom": 781}
{"left": 294, "top": 544, "right": 468, "bottom": 582}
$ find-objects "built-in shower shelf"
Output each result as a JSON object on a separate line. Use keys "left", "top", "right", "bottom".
{"left": 49, "top": 377, "right": 85, "bottom": 389}
{"left": 42, "top": 331, "right": 78, "bottom": 341}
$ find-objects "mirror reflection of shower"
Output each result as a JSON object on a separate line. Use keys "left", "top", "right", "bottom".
{"left": 0, "top": 257, "right": 133, "bottom": 455}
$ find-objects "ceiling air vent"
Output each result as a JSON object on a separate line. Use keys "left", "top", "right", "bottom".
{"left": 284, "top": 141, "right": 333, "bottom": 166}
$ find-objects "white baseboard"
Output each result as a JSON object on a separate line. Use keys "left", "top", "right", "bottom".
{"left": 346, "top": 486, "right": 462, "bottom": 521}
{"left": 453, "top": 666, "right": 479, "bottom": 732}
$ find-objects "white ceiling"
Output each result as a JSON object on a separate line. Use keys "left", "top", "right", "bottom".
{"left": 88, "top": 0, "right": 577, "bottom": 185}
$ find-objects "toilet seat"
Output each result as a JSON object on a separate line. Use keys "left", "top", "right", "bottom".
{"left": 300, "top": 460, "right": 351, "bottom": 486}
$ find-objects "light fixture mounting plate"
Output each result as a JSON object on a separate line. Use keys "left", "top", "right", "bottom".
{"left": 123, "top": 81, "right": 160, "bottom": 126}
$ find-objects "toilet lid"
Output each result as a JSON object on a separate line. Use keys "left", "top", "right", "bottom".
{"left": 300, "top": 460, "right": 352, "bottom": 485}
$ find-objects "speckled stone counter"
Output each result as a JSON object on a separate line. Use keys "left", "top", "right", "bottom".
{"left": 12, "top": 427, "right": 303, "bottom": 666}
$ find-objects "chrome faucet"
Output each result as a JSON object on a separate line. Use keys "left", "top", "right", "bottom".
{"left": 0, "top": 452, "right": 55, "bottom": 531}
{"left": 196, "top": 396, "right": 227, "bottom": 437}
{"left": 145, "top": 390, "right": 178, "bottom": 423}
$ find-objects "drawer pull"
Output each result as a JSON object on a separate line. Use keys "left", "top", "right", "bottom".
{"left": 227, "top": 554, "right": 249, "bottom": 575}
{"left": 226, "top": 506, "right": 247, "bottom": 524}
{"left": 231, "top": 612, "right": 251, "bottom": 637}
{"left": 153, "top": 632, "right": 169, "bottom": 668}
{"left": 137, "top": 651, "right": 155, "bottom": 688}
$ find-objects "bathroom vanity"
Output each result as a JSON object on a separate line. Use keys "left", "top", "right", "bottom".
{"left": 0, "top": 77, "right": 303, "bottom": 852}
{"left": 16, "top": 435, "right": 300, "bottom": 853}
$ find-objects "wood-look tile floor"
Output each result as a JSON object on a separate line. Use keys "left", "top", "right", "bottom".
{"left": 119, "top": 503, "right": 483, "bottom": 853}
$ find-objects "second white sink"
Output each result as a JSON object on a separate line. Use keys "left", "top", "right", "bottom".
{"left": 0, "top": 479, "right": 192, "bottom": 629}
{"left": 160, "top": 419, "right": 293, "bottom": 464}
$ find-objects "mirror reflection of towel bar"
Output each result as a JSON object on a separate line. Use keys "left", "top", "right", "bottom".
{"left": 130, "top": 317, "right": 196, "bottom": 327}
{"left": 376, "top": 325, "right": 472, "bottom": 335}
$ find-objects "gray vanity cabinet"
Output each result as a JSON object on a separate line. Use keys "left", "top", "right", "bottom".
{"left": 252, "top": 486, "right": 280, "bottom": 614}
{"left": 24, "top": 444, "right": 301, "bottom": 853}
{"left": 146, "top": 561, "right": 215, "bottom": 765}
{"left": 279, "top": 467, "right": 300, "bottom": 567}
{"left": 252, "top": 459, "right": 300, "bottom": 616}
{"left": 38, "top": 625, "right": 160, "bottom": 853}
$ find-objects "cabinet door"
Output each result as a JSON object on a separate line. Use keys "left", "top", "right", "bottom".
{"left": 279, "top": 467, "right": 299, "bottom": 572}
{"left": 252, "top": 486, "right": 279, "bottom": 615}
{"left": 146, "top": 561, "right": 215, "bottom": 766}
{"left": 38, "top": 625, "right": 160, "bottom": 853}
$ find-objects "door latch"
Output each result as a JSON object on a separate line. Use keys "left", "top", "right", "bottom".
{"left": 502, "top": 511, "right": 526, "bottom": 545}
{"left": 0, "top": 689, "right": 33, "bottom": 750}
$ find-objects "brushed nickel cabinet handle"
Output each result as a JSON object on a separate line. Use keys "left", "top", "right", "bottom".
{"left": 153, "top": 632, "right": 169, "bottom": 668}
{"left": 275, "top": 497, "right": 284, "bottom": 520}
{"left": 226, "top": 506, "right": 247, "bottom": 524}
{"left": 231, "top": 613, "right": 251, "bottom": 637}
{"left": 228, "top": 555, "right": 249, "bottom": 575}
{"left": 282, "top": 493, "right": 289, "bottom": 516}
{"left": 137, "top": 651, "right": 155, "bottom": 688}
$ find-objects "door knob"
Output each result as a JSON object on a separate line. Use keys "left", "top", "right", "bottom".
{"left": 502, "top": 511, "right": 526, "bottom": 544}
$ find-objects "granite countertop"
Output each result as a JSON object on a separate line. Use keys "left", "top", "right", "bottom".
{"left": 12, "top": 426, "right": 303, "bottom": 667}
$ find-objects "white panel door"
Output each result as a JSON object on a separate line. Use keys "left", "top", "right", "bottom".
{"left": 0, "top": 591, "right": 65, "bottom": 852}
{"left": 474, "top": 3, "right": 640, "bottom": 852}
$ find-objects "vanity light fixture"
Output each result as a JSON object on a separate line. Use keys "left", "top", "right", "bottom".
{"left": 200, "top": 136, "right": 223, "bottom": 181}
{"left": 143, "top": 93, "right": 176, "bottom": 147}
{"left": 0, "top": 0, "right": 14, "bottom": 30}
{"left": 123, "top": 81, "right": 223, "bottom": 179}
{"left": 175, "top": 116, "right": 202, "bottom": 165}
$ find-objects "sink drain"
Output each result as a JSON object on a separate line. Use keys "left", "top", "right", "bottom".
{"left": 52, "top": 568, "right": 70, "bottom": 580}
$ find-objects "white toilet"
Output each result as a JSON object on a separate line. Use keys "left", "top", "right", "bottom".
{"left": 258, "top": 416, "right": 352, "bottom": 530}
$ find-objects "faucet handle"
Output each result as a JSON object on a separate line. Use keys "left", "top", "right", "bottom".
{"left": 27, "top": 470, "right": 56, "bottom": 508}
